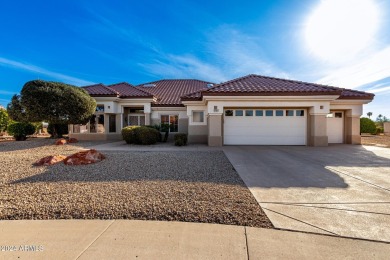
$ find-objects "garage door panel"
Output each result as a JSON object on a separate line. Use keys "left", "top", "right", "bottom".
{"left": 223, "top": 109, "right": 307, "bottom": 145}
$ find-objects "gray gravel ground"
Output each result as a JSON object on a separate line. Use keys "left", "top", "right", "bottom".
{"left": 0, "top": 138, "right": 273, "bottom": 228}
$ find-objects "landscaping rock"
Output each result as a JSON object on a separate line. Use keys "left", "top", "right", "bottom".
{"left": 63, "top": 149, "right": 105, "bottom": 165}
{"left": 33, "top": 155, "right": 67, "bottom": 166}
{"left": 68, "top": 138, "right": 78, "bottom": 143}
{"left": 55, "top": 138, "right": 67, "bottom": 145}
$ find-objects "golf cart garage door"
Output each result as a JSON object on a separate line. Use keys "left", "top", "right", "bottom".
{"left": 327, "top": 111, "right": 344, "bottom": 143}
{"left": 224, "top": 109, "right": 307, "bottom": 145}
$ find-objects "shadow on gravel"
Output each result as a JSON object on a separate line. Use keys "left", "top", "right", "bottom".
{"left": 11, "top": 151, "right": 245, "bottom": 186}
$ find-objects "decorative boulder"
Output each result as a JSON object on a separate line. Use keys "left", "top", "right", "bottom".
{"left": 68, "top": 138, "right": 78, "bottom": 143}
{"left": 34, "top": 155, "right": 67, "bottom": 166}
{"left": 64, "top": 149, "right": 105, "bottom": 165}
{"left": 55, "top": 138, "right": 67, "bottom": 145}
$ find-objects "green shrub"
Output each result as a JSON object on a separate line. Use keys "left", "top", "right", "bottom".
{"left": 122, "top": 126, "right": 160, "bottom": 145}
{"left": 48, "top": 123, "right": 69, "bottom": 138}
{"left": 174, "top": 133, "right": 188, "bottom": 146}
{"left": 360, "top": 117, "right": 376, "bottom": 134}
{"left": 7, "top": 122, "right": 36, "bottom": 141}
{"left": 135, "top": 127, "right": 160, "bottom": 145}
{"left": 122, "top": 126, "right": 139, "bottom": 144}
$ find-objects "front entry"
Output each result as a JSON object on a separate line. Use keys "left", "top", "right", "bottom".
{"left": 128, "top": 114, "right": 145, "bottom": 126}
{"left": 327, "top": 111, "right": 344, "bottom": 143}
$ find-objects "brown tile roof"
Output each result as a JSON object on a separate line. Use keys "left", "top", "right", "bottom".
{"left": 136, "top": 79, "right": 212, "bottom": 106}
{"left": 108, "top": 82, "right": 153, "bottom": 98}
{"left": 82, "top": 84, "right": 118, "bottom": 97}
{"left": 181, "top": 74, "right": 374, "bottom": 101}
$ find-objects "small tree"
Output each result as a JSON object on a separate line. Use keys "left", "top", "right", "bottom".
{"left": 376, "top": 114, "right": 383, "bottom": 122}
{"left": 0, "top": 107, "right": 10, "bottom": 133}
{"left": 7, "top": 80, "right": 96, "bottom": 137}
{"left": 367, "top": 112, "right": 372, "bottom": 119}
{"left": 7, "top": 122, "right": 36, "bottom": 141}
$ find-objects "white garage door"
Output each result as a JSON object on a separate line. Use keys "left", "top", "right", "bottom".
{"left": 327, "top": 111, "right": 344, "bottom": 143}
{"left": 224, "top": 109, "right": 307, "bottom": 145}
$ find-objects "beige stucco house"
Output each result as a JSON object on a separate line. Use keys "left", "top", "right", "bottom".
{"left": 68, "top": 74, "right": 374, "bottom": 146}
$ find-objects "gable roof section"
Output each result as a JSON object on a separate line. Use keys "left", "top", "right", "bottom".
{"left": 181, "top": 74, "right": 374, "bottom": 101}
{"left": 108, "top": 82, "right": 154, "bottom": 98}
{"left": 136, "top": 79, "right": 212, "bottom": 106}
{"left": 82, "top": 83, "right": 118, "bottom": 97}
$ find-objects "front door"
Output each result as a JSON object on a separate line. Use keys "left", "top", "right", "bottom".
{"left": 327, "top": 111, "right": 344, "bottom": 143}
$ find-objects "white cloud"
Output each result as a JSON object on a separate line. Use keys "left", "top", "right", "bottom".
{"left": 317, "top": 46, "right": 390, "bottom": 89}
{"left": 0, "top": 57, "right": 95, "bottom": 86}
{"left": 0, "top": 90, "right": 16, "bottom": 95}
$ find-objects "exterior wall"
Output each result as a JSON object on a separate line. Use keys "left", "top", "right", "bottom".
{"left": 208, "top": 114, "right": 223, "bottom": 146}
{"left": 308, "top": 114, "right": 328, "bottom": 146}
{"left": 384, "top": 122, "right": 390, "bottom": 135}
{"left": 345, "top": 115, "right": 361, "bottom": 144}
{"left": 188, "top": 125, "right": 208, "bottom": 143}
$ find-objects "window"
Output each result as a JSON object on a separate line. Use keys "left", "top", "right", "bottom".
{"left": 128, "top": 115, "right": 145, "bottom": 126}
{"left": 275, "top": 110, "right": 283, "bottom": 116}
{"left": 96, "top": 105, "right": 104, "bottom": 112}
{"left": 286, "top": 110, "right": 294, "bottom": 116}
{"left": 296, "top": 110, "right": 305, "bottom": 116}
{"left": 225, "top": 110, "right": 233, "bottom": 116}
{"left": 245, "top": 110, "right": 253, "bottom": 116}
{"left": 255, "top": 110, "right": 263, "bottom": 116}
{"left": 97, "top": 114, "right": 105, "bottom": 133}
{"left": 326, "top": 113, "right": 334, "bottom": 118}
{"left": 90, "top": 115, "right": 97, "bottom": 133}
{"left": 161, "top": 115, "right": 178, "bottom": 132}
{"left": 235, "top": 110, "right": 243, "bottom": 116}
{"left": 109, "top": 115, "right": 116, "bottom": 133}
{"left": 265, "top": 110, "right": 273, "bottom": 116}
{"left": 335, "top": 112, "right": 343, "bottom": 118}
{"left": 192, "top": 111, "right": 204, "bottom": 123}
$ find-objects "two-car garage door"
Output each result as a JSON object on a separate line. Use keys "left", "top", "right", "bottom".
{"left": 224, "top": 109, "right": 307, "bottom": 145}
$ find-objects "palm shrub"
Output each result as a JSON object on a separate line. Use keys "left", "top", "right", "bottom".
{"left": 7, "top": 122, "right": 36, "bottom": 141}
{"left": 174, "top": 133, "right": 188, "bottom": 146}
{"left": 360, "top": 117, "right": 376, "bottom": 134}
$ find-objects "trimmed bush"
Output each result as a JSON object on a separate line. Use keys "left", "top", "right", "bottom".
{"left": 122, "top": 126, "right": 139, "bottom": 144}
{"left": 48, "top": 123, "right": 69, "bottom": 138}
{"left": 122, "top": 126, "right": 160, "bottom": 145}
{"left": 360, "top": 117, "right": 376, "bottom": 134}
{"left": 174, "top": 133, "right": 188, "bottom": 146}
{"left": 7, "top": 122, "right": 36, "bottom": 141}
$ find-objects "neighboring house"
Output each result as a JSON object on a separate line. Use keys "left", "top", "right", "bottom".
{"left": 69, "top": 74, "right": 374, "bottom": 146}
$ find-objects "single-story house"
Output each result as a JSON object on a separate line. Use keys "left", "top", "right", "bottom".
{"left": 68, "top": 74, "right": 374, "bottom": 146}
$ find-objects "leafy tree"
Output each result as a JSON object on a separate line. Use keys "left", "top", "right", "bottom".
{"left": 0, "top": 107, "right": 10, "bottom": 132}
{"left": 376, "top": 114, "right": 383, "bottom": 122}
{"left": 7, "top": 95, "right": 27, "bottom": 122}
{"left": 360, "top": 117, "right": 376, "bottom": 134}
{"left": 366, "top": 112, "right": 372, "bottom": 118}
{"left": 7, "top": 80, "right": 96, "bottom": 137}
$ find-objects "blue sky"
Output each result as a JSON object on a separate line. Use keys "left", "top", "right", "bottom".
{"left": 1, "top": 0, "right": 389, "bottom": 118}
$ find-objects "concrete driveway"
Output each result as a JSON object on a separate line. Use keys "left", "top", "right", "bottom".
{"left": 223, "top": 145, "right": 390, "bottom": 242}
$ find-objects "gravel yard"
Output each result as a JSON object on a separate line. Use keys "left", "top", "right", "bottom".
{"left": 0, "top": 138, "right": 272, "bottom": 228}
{"left": 362, "top": 135, "right": 390, "bottom": 148}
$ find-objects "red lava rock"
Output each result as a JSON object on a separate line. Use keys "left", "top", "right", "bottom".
{"left": 34, "top": 155, "right": 67, "bottom": 166}
{"left": 68, "top": 138, "right": 78, "bottom": 143}
{"left": 55, "top": 138, "right": 67, "bottom": 145}
{"left": 64, "top": 149, "right": 106, "bottom": 165}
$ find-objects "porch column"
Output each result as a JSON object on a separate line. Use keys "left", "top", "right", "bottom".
{"left": 145, "top": 112, "right": 151, "bottom": 125}
{"left": 208, "top": 113, "right": 223, "bottom": 146}
{"left": 345, "top": 110, "right": 361, "bottom": 144}
{"left": 308, "top": 113, "right": 328, "bottom": 146}
{"left": 120, "top": 113, "right": 124, "bottom": 129}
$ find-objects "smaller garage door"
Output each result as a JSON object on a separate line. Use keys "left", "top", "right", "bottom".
{"left": 327, "top": 111, "right": 344, "bottom": 143}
